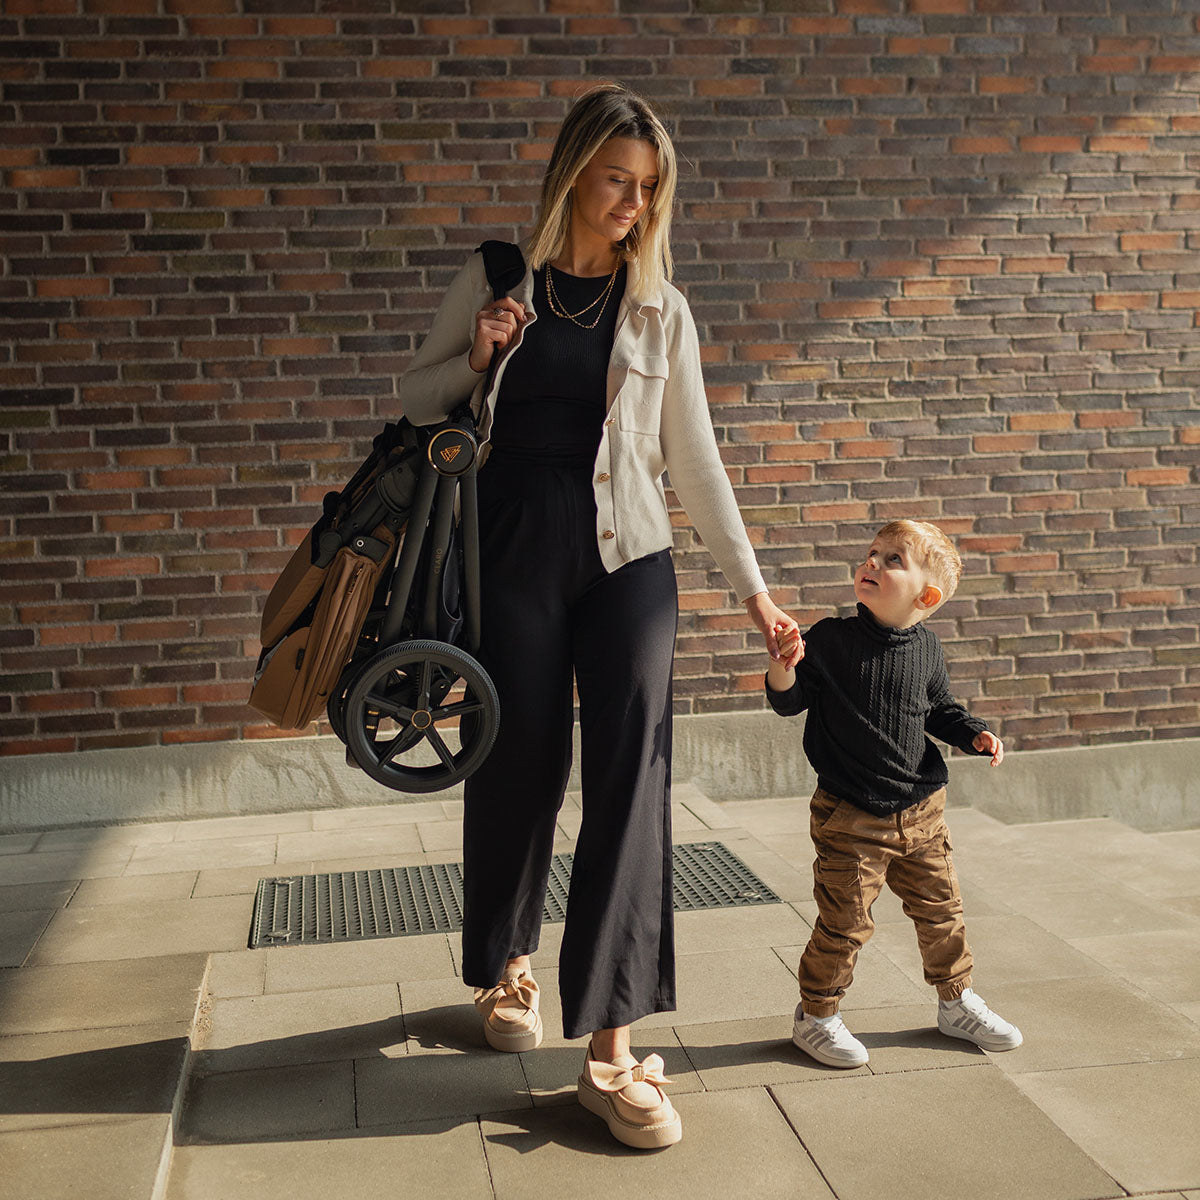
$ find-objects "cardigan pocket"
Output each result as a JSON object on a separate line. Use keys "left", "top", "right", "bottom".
{"left": 617, "top": 353, "right": 669, "bottom": 434}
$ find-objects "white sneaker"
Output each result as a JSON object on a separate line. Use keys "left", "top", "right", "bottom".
{"left": 938, "top": 988, "right": 1022, "bottom": 1051}
{"left": 792, "top": 1005, "right": 869, "bottom": 1068}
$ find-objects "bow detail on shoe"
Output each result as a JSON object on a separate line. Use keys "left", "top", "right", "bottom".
{"left": 475, "top": 972, "right": 539, "bottom": 1021}
{"left": 583, "top": 1053, "right": 672, "bottom": 1095}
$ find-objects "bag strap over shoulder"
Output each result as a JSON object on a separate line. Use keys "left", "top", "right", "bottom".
{"left": 477, "top": 239, "right": 525, "bottom": 302}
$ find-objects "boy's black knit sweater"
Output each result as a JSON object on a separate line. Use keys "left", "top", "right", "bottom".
{"left": 765, "top": 603, "right": 990, "bottom": 816}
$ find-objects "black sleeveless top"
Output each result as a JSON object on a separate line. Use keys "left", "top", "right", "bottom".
{"left": 490, "top": 263, "right": 627, "bottom": 466}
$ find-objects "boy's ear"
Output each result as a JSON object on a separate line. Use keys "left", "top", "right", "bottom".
{"left": 918, "top": 583, "right": 943, "bottom": 610}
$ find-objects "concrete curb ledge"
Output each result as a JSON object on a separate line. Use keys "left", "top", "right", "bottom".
{"left": 1, "top": 714, "right": 1197, "bottom": 833}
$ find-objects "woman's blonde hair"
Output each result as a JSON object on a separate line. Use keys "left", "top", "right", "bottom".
{"left": 526, "top": 83, "right": 677, "bottom": 302}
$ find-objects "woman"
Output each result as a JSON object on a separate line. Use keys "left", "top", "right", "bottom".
{"left": 400, "top": 84, "right": 801, "bottom": 1150}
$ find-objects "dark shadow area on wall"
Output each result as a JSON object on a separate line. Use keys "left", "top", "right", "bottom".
{"left": 0, "top": 0, "right": 1197, "bottom": 764}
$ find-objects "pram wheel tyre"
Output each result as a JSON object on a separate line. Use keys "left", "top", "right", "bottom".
{"left": 343, "top": 639, "right": 499, "bottom": 793}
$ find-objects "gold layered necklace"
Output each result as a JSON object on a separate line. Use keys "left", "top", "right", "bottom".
{"left": 544, "top": 259, "right": 621, "bottom": 329}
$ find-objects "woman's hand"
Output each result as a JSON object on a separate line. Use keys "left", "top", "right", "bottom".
{"left": 744, "top": 592, "right": 803, "bottom": 667}
{"left": 469, "top": 296, "right": 526, "bottom": 373}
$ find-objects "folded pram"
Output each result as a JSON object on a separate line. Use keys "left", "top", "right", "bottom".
{"left": 248, "top": 241, "right": 524, "bottom": 794}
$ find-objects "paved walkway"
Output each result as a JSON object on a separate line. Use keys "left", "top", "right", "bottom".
{"left": 2, "top": 781, "right": 1199, "bottom": 1200}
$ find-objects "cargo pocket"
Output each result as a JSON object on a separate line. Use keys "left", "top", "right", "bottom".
{"left": 813, "top": 857, "right": 865, "bottom": 929}
{"left": 616, "top": 354, "right": 669, "bottom": 434}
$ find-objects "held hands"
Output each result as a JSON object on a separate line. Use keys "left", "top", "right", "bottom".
{"left": 744, "top": 592, "right": 803, "bottom": 667}
{"left": 470, "top": 297, "right": 527, "bottom": 373}
{"left": 974, "top": 730, "right": 1005, "bottom": 766}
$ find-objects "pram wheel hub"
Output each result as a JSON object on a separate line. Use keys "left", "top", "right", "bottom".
{"left": 427, "top": 426, "right": 476, "bottom": 476}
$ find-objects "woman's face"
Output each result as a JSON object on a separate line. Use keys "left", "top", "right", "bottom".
{"left": 570, "top": 137, "right": 660, "bottom": 250}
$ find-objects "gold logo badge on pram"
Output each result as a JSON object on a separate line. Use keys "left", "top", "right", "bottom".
{"left": 427, "top": 427, "right": 476, "bottom": 476}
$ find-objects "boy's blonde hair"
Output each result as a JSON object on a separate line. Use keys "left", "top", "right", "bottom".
{"left": 526, "top": 83, "right": 677, "bottom": 303}
{"left": 875, "top": 520, "right": 963, "bottom": 600}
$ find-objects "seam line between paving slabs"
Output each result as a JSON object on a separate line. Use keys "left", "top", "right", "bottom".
{"left": 765, "top": 1083, "right": 840, "bottom": 1196}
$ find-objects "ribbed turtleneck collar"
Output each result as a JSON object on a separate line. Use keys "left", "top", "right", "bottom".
{"left": 854, "top": 602, "right": 922, "bottom": 646}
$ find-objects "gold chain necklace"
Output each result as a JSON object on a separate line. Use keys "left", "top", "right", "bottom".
{"left": 544, "top": 260, "right": 620, "bottom": 329}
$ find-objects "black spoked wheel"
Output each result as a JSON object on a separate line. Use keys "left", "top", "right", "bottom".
{"left": 326, "top": 658, "right": 361, "bottom": 745}
{"left": 343, "top": 639, "right": 500, "bottom": 793}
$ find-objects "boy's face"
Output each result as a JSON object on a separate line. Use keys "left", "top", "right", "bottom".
{"left": 853, "top": 534, "right": 942, "bottom": 629}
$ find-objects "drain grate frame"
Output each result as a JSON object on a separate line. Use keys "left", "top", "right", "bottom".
{"left": 250, "top": 841, "right": 781, "bottom": 949}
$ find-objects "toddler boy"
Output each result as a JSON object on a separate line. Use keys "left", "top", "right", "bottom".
{"left": 766, "top": 519, "right": 1022, "bottom": 1067}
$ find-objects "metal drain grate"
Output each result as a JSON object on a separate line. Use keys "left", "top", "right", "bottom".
{"left": 250, "top": 841, "right": 780, "bottom": 949}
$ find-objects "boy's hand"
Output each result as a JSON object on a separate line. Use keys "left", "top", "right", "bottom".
{"left": 773, "top": 621, "right": 804, "bottom": 669}
{"left": 974, "top": 730, "right": 1004, "bottom": 766}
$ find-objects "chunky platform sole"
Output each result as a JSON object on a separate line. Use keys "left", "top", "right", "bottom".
{"left": 577, "top": 1075, "right": 682, "bottom": 1150}
{"left": 483, "top": 1015, "right": 543, "bottom": 1053}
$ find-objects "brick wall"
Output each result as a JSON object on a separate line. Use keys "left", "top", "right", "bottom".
{"left": 2, "top": 0, "right": 1198, "bottom": 759}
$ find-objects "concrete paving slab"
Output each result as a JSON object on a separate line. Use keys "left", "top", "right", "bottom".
{"left": 35, "top": 823, "right": 175, "bottom": 852}
{"left": 180, "top": 1060, "right": 356, "bottom": 1143}
{"left": 771, "top": 941, "right": 932, "bottom": 1010}
{"left": 417, "top": 819, "right": 462, "bottom": 852}
{"left": 674, "top": 780, "right": 738, "bottom": 828}
{"left": 519, "top": 1036, "right": 703, "bottom": 1107}
{"left": 0, "top": 831, "right": 40, "bottom": 854}
{"left": 1173, "top": 1000, "right": 1200, "bottom": 1027}
{"left": 397, "top": 976, "right": 488, "bottom": 1055}
{"left": 307, "top": 849, "right": 445, "bottom": 874}
{"left": 1013, "top": 1058, "right": 1200, "bottom": 1193}
{"left": 1068, "top": 928, "right": 1200, "bottom": 1003}
{"left": 166, "top": 1119, "right": 493, "bottom": 1200}
{"left": 636, "top": 945, "right": 798, "bottom": 1030}
{"left": 1165, "top": 895, "right": 1200, "bottom": 921}
{"left": 123, "top": 837, "right": 278, "bottom": 877}
{"left": 0, "top": 879, "right": 75, "bottom": 912}
{"left": 261, "top": 931, "right": 457, "bottom": 994}
{"left": 710, "top": 830, "right": 815, "bottom": 902}
{"left": 205, "top": 949, "right": 267, "bottom": 999}
{"left": 1154, "top": 829, "right": 1200, "bottom": 856}
{"left": 0, "top": 848, "right": 131, "bottom": 885}
{"left": 70, "top": 870, "right": 199, "bottom": 906}
{"left": 191, "top": 858, "right": 314, "bottom": 898}
{"left": 310, "top": 799, "right": 451, "bottom": 830}
{"left": 0, "top": 952, "right": 207, "bottom": 1035}
{"left": 0, "top": 1022, "right": 191, "bottom": 1132}
{"left": 0, "top": 908, "right": 54, "bottom": 967}
{"left": 870, "top": 912, "right": 1108, "bottom": 992}
{"left": 27, "top": 895, "right": 250, "bottom": 965}
{"left": 719, "top": 796, "right": 812, "bottom": 836}
{"left": 170, "top": 810, "right": 313, "bottom": 841}
{"left": 1002, "top": 878, "right": 1199, "bottom": 939}
{"left": 837, "top": 1002, "right": 989, "bottom": 1074}
{"left": 481, "top": 1087, "right": 834, "bottom": 1199}
{"left": 673, "top": 901, "right": 811, "bottom": 955}
{"left": 1, "top": 1114, "right": 173, "bottom": 1200}
{"left": 674, "top": 1013, "right": 865, "bottom": 1090}
{"left": 980, "top": 975, "right": 1200, "bottom": 1073}
{"left": 198, "top": 984, "right": 404, "bottom": 1072}
{"left": 1007, "top": 818, "right": 1200, "bottom": 899}
{"left": 355, "top": 1048, "right": 531, "bottom": 1125}
{"left": 773, "top": 1064, "right": 1119, "bottom": 1200}
{"left": 275, "top": 824, "right": 423, "bottom": 861}
{"left": 670, "top": 802, "right": 709, "bottom": 833}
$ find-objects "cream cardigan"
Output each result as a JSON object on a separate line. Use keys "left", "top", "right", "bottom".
{"left": 399, "top": 249, "right": 768, "bottom": 604}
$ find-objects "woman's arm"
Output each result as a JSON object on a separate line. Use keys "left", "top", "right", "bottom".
{"left": 658, "top": 296, "right": 767, "bottom": 604}
{"left": 398, "top": 254, "right": 489, "bottom": 427}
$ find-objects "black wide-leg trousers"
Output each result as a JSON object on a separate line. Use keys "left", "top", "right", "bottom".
{"left": 461, "top": 453, "right": 678, "bottom": 1040}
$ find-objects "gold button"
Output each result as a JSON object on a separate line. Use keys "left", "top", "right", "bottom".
{"left": 597, "top": 472, "right": 610, "bottom": 482}
{"left": 602, "top": 529, "right": 615, "bottom": 540}
{"left": 605, "top": 417, "right": 615, "bottom": 426}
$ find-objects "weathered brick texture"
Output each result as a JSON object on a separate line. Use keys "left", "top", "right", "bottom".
{"left": 1, "top": 1, "right": 1198, "bottom": 757}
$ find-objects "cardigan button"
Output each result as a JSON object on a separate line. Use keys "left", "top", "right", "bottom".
{"left": 597, "top": 472, "right": 610, "bottom": 482}
{"left": 602, "top": 529, "right": 615, "bottom": 540}
{"left": 604, "top": 417, "right": 615, "bottom": 427}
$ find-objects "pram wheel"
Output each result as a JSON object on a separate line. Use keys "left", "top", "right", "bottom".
{"left": 342, "top": 639, "right": 499, "bottom": 793}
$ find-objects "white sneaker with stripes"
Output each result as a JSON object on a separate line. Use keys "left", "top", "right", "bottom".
{"left": 938, "top": 988, "right": 1023, "bottom": 1051}
{"left": 791, "top": 1006, "right": 869, "bottom": 1068}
